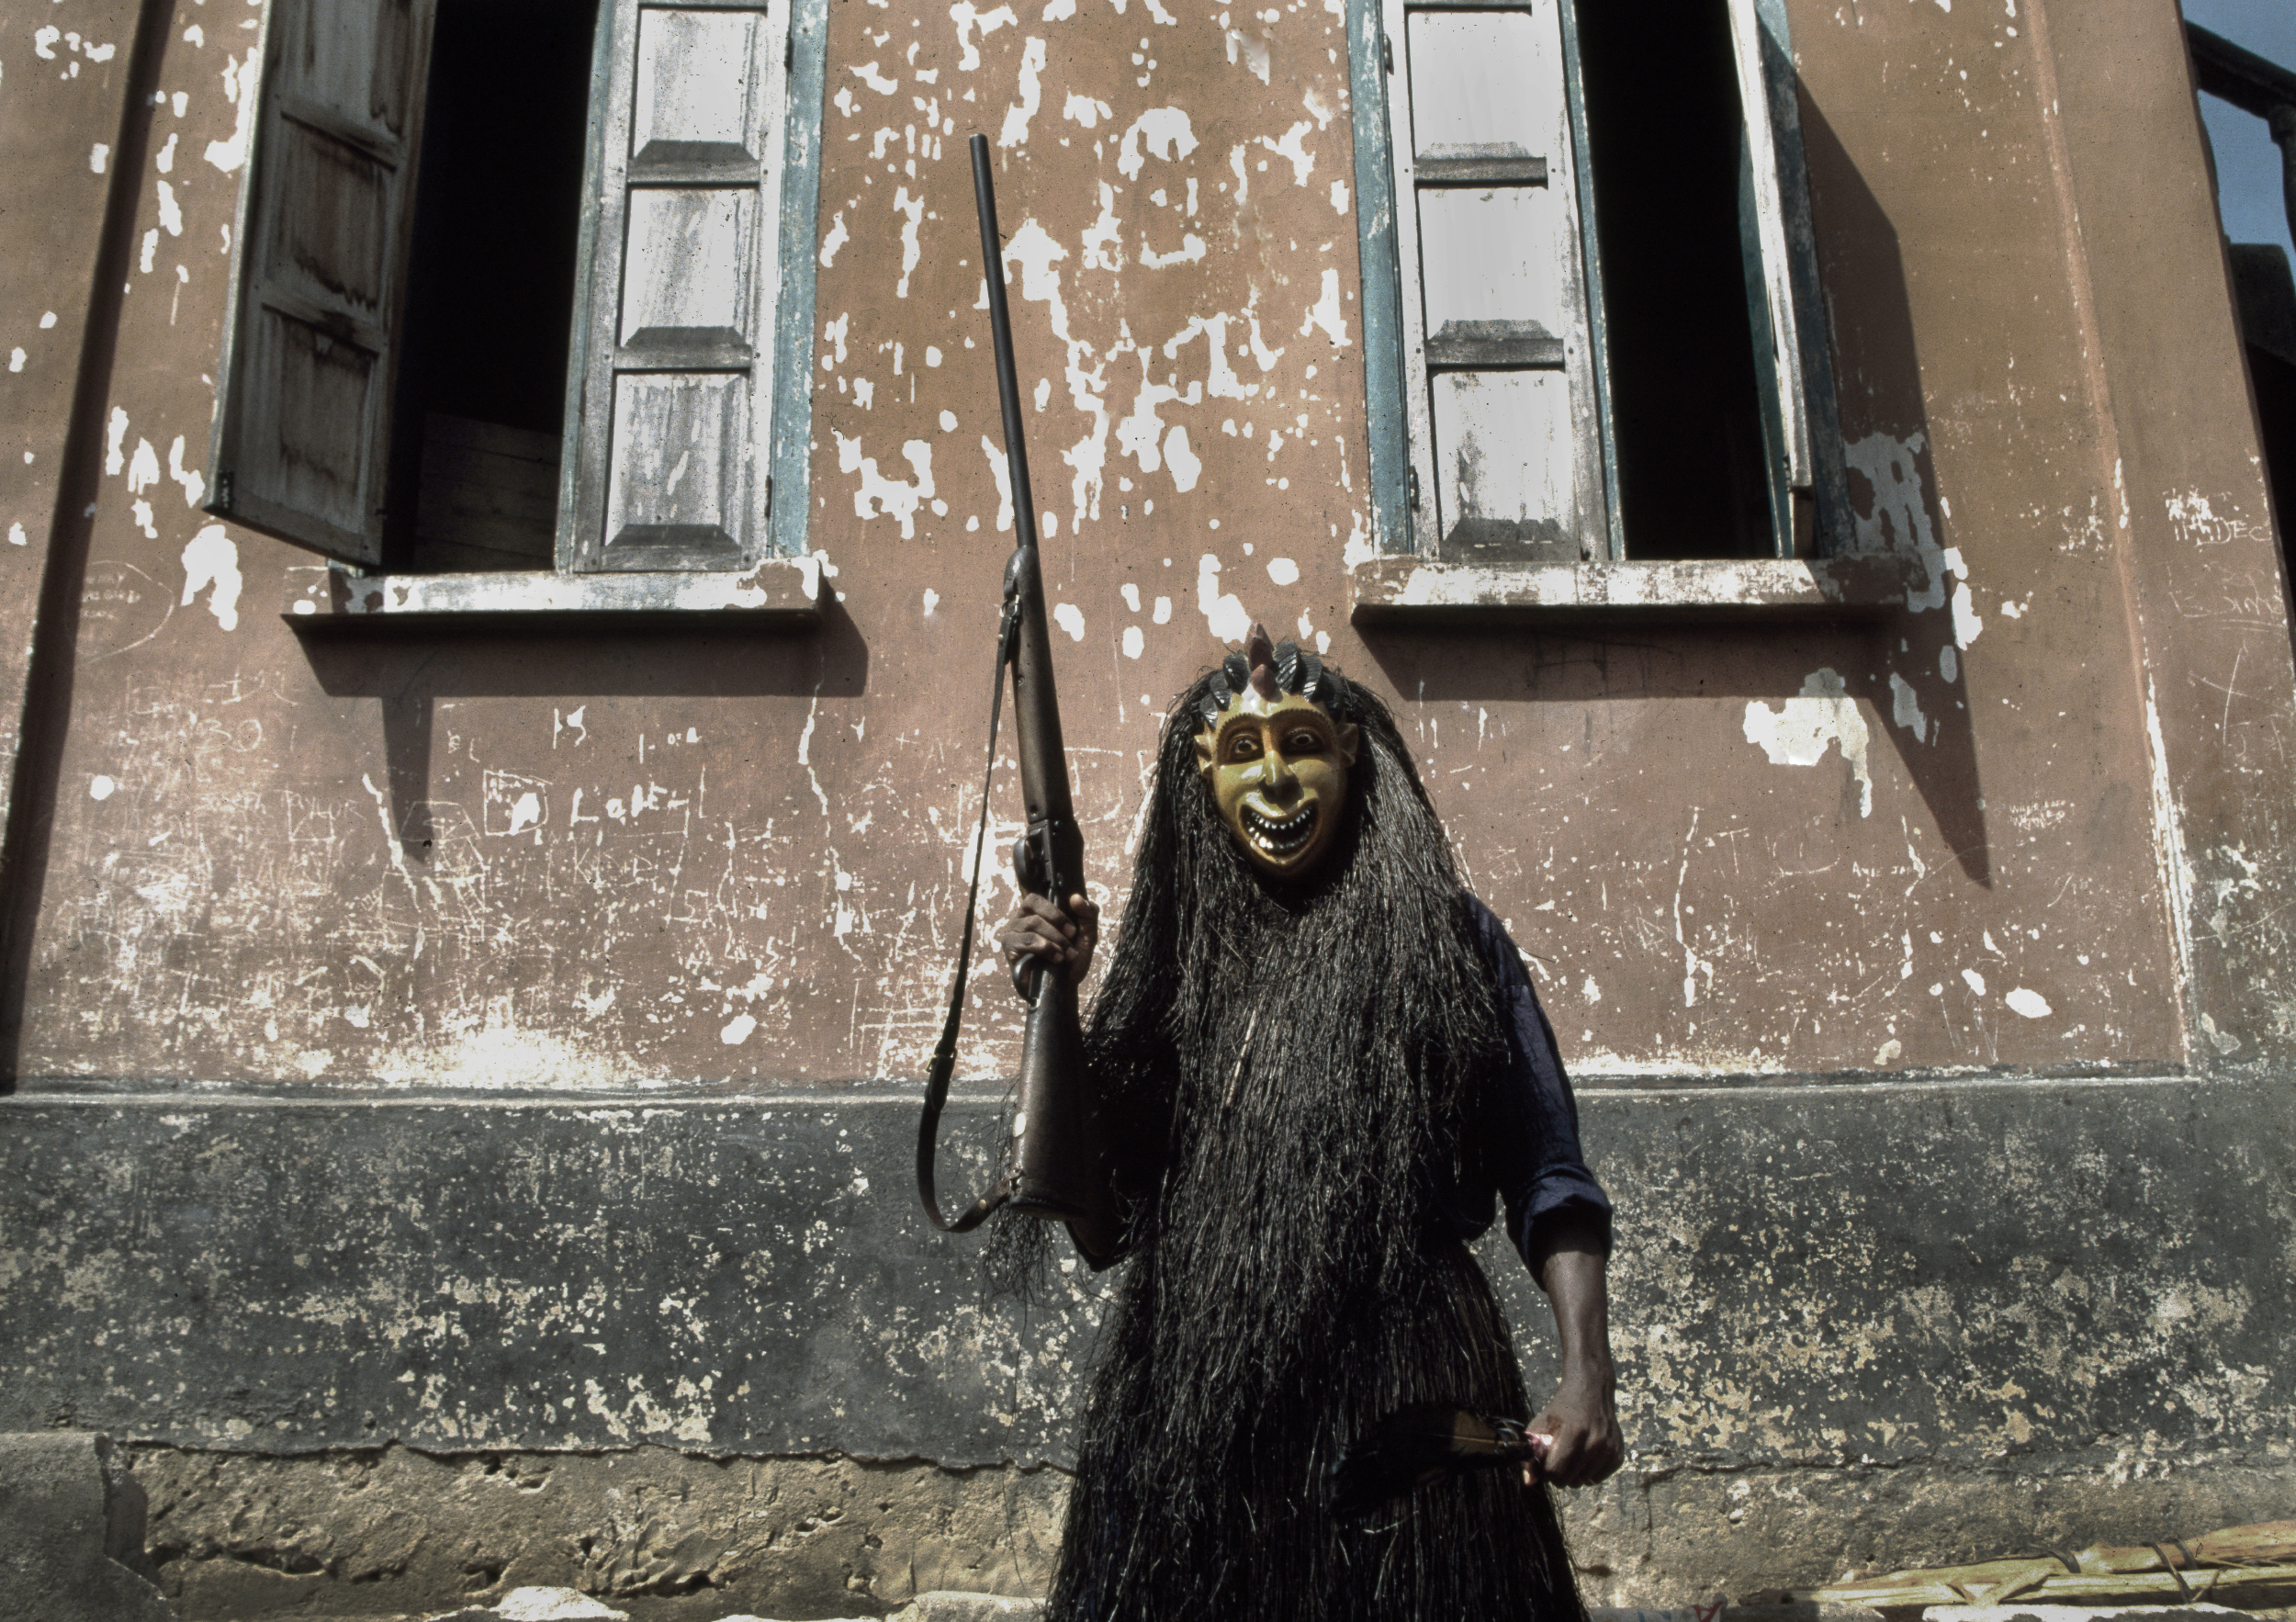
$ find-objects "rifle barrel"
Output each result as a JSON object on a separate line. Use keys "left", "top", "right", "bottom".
{"left": 971, "top": 136, "right": 1040, "bottom": 558}
{"left": 969, "top": 133, "right": 1079, "bottom": 898}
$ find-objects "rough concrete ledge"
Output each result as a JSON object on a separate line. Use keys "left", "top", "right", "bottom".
{"left": 122, "top": 1444, "right": 2296, "bottom": 1622}
{"left": 278, "top": 560, "right": 824, "bottom": 625}
{"left": 0, "top": 1431, "right": 176, "bottom": 1621}
{"left": 1346, "top": 553, "right": 1925, "bottom": 621}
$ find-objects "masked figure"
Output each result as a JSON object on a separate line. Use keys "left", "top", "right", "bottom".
{"left": 997, "top": 626, "right": 1619, "bottom": 1622}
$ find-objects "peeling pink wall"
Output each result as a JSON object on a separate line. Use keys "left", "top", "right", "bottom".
{"left": 0, "top": 0, "right": 2288, "bottom": 1087}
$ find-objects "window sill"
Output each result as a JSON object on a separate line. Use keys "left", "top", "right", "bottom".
{"left": 1347, "top": 553, "right": 1925, "bottom": 622}
{"left": 280, "top": 559, "right": 824, "bottom": 626}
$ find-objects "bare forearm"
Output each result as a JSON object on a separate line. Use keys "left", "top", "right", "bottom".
{"left": 1535, "top": 1219, "right": 1614, "bottom": 1383}
{"left": 1527, "top": 1211, "right": 1623, "bottom": 1486}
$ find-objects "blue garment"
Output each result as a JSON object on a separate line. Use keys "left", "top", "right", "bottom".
{"left": 1446, "top": 895, "right": 1614, "bottom": 1272}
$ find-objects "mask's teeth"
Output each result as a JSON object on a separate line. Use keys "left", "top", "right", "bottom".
{"left": 1242, "top": 802, "right": 1317, "bottom": 855}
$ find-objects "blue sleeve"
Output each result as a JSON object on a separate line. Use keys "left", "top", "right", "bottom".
{"left": 1463, "top": 895, "right": 1614, "bottom": 1272}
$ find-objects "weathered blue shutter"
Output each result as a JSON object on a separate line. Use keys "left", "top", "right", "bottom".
{"left": 1382, "top": 0, "right": 1607, "bottom": 564}
{"left": 1728, "top": 0, "right": 1850, "bottom": 556}
{"left": 568, "top": 0, "right": 793, "bottom": 572}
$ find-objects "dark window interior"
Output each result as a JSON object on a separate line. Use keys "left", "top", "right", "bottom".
{"left": 385, "top": 0, "right": 600, "bottom": 571}
{"left": 1575, "top": 0, "right": 1775, "bottom": 559}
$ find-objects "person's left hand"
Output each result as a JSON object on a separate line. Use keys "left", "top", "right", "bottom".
{"left": 1524, "top": 1364, "right": 1622, "bottom": 1487}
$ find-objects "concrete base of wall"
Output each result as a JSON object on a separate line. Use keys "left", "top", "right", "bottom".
{"left": 0, "top": 1431, "right": 177, "bottom": 1621}
{"left": 126, "top": 1444, "right": 2296, "bottom": 1622}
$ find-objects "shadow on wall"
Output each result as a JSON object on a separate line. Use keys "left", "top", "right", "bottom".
{"left": 1363, "top": 91, "right": 1986, "bottom": 887}
{"left": 297, "top": 597, "right": 872, "bottom": 870}
{"left": 0, "top": 0, "right": 174, "bottom": 1091}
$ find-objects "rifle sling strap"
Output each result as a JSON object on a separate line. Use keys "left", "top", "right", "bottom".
{"left": 916, "top": 595, "right": 1023, "bottom": 1233}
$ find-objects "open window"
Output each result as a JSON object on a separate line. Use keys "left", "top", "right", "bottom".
{"left": 207, "top": 0, "right": 827, "bottom": 618}
{"left": 1348, "top": 0, "right": 1878, "bottom": 611}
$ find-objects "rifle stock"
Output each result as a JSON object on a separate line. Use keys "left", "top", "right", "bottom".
{"left": 955, "top": 135, "right": 1116, "bottom": 1264}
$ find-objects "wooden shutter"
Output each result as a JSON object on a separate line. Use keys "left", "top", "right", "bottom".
{"left": 1727, "top": 0, "right": 1850, "bottom": 556}
{"left": 206, "top": 0, "right": 436, "bottom": 567}
{"left": 1382, "top": 0, "right": 1607, "bottom": 564}
{"left": 568, "top": 0, "right": 792, "bottom": 572}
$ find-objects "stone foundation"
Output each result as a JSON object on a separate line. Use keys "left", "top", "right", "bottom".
{"left": 124, "top": 1445, "right": 2296, "bottom": 1621}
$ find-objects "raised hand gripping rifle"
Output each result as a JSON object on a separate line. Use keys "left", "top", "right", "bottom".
{"left": 915, "top": 135, "right": 1118, "bottom": 1267}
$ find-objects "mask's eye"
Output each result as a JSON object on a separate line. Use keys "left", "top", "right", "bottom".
{"left": 1224, "top": 733, "right": 1263, "bottom": 762}
{"left": 1284, "top": 729, "right": 1327, "bottom": 756}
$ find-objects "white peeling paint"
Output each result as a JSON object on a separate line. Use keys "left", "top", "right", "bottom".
{"left": 1116, "top": 373, "right": 1184, "bottom": 479}
{"left": 1141, "top": 230, "right": 1206, "bottom": 267}
{"left": 1121, "top": 625, "right": 1144, "bottom": 659}
{"left": 156, "top": 179, "right": 183, "bottom": 236}
{"left": 835, "top": 432, "right": 934, "bottom": 537}
{"left": 892, "top": 186, "right": 925, "bottom": 296}
{"left": 105, "top": 408, "right": 129, "bottom": 476}
{"left": 1064, "top": 92, "right": 1111, "bottom": 128}
{"left": 1266, "top": 556, "right": 1299, "bottom": 585}
{"left": 2006, "top": 987, "right": 2052, "bottom": 1019}
{"left": 89, "top": 142, "right": 108, "bottom": 174}
{"left": 1329, "top": 179, "right": 1349, "bottom": 214}
{"left": 204, "top": 48, "right": 259, "bottom": 173}
{"left": 1225, "top": 27, "right": 1271, "bottom": 81}
{"left": 1117, "top": 107, "right": 1198, "bottom": 180}
{"left": 127, "top": 437, "right": 161, "bottom": 496}
{"left": 90, "top": 775, "right": 116, "bottom": 801}
{"left": 1300, "top": 267, "right": 1348, "bottom": 345}
{"left": 7, "top": 524, "right": 25, "bottom": 546}
{"left": 1961, "top": 966, "right": 1987, "bottom": 997}
{"left": 998, "top": 37, "right": 1046, "bottom": 145}
{"left": 721, "top": 1012, "right": 757, "bottom": 1045}
{"left": 167, "top": 435, "right": 206, "bottom": 506}
{"left": 1842, "top": 430, "right": 1946, "bottom": 612}
{"left": 1080, "top": 184, "right": 1123, "bottom": 272}
{"left": 1942, "top": 545, "right": 1982, "bottom": 648}
{"left": 1888, "top": 671, "right": 1928, "bottom": 742}
{"left": 981, "top": 434, "right": 1014, "bottom": 530}
{"left": 951, "top": 1, "right": 1017, "bottom": 70}
{"left": 1053, "top": 602, "right": 1085, "bottom": 640}
{"left": 1153, "top": 594, "right": 1172, "bottom": 624}
{"left": 180, "top": 524, "right": 242, "bottom": 632}
{"left": 1741, "top": 668, "right": 1873, "bottom": 817}
{"left": 819, "top": 209, "right": 849, "bottom": 266}
{"left": 1197, "top": 552, "right": 1250, "bottom": 643}
{"left": 1001, "top": 220, "right": 1112, "bottom": 527}
{"left": 1259, "top": 120, "right": 1314, "bottom": 185}
{"left": 1164, "top": 425, "right": 1200, "bottom": 492}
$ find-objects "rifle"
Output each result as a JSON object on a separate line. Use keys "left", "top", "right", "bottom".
{"left": 915, "top": 134, "right": 1118, "bottom": 1267}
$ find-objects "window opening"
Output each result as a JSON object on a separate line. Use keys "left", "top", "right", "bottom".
{"left": 1354, "top": 0, "right": 1845, "bottom": 574}
{"left": 205, "top": 0, "right": 824, "bottom": 607}
{"left": 1575, "top": 0, "right": 1772, "bottom": 559}
{"left": 385, "top": 0, "right": 602, "bottom": 573}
